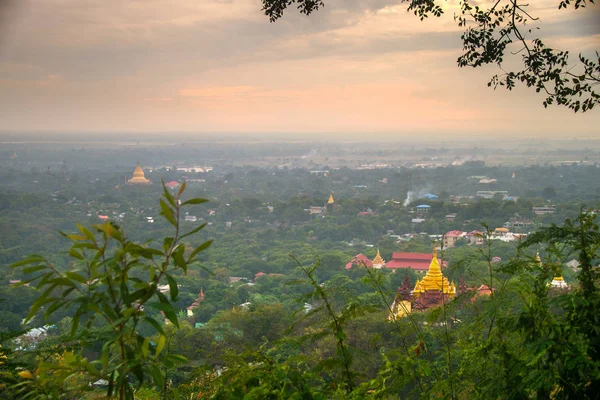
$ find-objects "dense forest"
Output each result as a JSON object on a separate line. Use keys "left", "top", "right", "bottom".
{"left": 1, "top": 141, "right": 599, "bottom": 398}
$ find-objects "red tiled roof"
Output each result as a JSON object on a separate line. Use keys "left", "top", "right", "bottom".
{"left": 165, "top": 181, "right": 180, "bottom": 188}
{"left": 385, "top": 259, "right": 431, "bottom": 270}
{"left": 385, "top": 252, "right": 447, "bottom": 270}
{"left": 466, "top": 230, "right": 484, "bottom": 237}
{"left": 445, "top": 230, "right": 465, "bottom": 237}
{"left": 345, "top": 253, "right": 373, "bottom": 269}
{"left": 391, "top": 252, "right": 431, "bottom": 260}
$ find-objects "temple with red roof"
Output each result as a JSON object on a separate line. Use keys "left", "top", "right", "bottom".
{"left": 385, "top": 252, "right": 447, "bottom": 273}
{"left": 388, "top": 250, "right": 457, "bottom": 318}
{"left": 186, "top": 287, "right": 205, "bottom": 316}
{"left": 345, "top": 254, "right": 373, "bottom": 269}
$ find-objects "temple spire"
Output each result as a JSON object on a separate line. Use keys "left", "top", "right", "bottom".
{"left": 372, "top": 249, "right": 385, "bottom": 269}
{"left": 415, "top": 248, "right": 455, "bottom": 294}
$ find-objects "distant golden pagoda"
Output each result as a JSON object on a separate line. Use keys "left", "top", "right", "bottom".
{"left": 550, "top": 274, "right": 568, "bottom": 288}
{"left": 372, "top": 249, "right": 386, "bottom": 269}
{"left": 537, "top": 252, "right": 569, "bottom": 289}
{"left": 328, "top": 193, "right": 335, "bottom": 204}
{"left": 413, "top": 250, "right": 455, "bottom": 296}
{"left": 128, "top": 162, "right": 151, "bottom": 184}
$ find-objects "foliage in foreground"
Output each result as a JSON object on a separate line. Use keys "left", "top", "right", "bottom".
{"left": 8, "top": 182, "right": 212, "bottom": 399}
{"left": 4, "top": 193, "right": 600, "bottom": 398}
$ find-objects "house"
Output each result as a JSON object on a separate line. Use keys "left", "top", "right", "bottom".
{"left": 357, "top": 210, "right": 376, "bottom": 217}
{"left": 566, "top": 259, "right": 580, "bottom": 271}
{"left": 445, "top": 213, "right": 457, "bottom": 222}
{"left": 477, "top": 190, "right": 508, "bottom": 199}
{"left": 494, "top": 227, "right": 510, "bottom": 236}
{"left": 345, "top": 254, "right": 373, "bottom": 269}
{"left": 508, "top": 216, "right": 533, "bottom": 228}
{"left": 533, "top": 206, "right": 556, "bottom": 215}
{"left": 444, "top": 230, "right": 466, "bottom": 248}
{"left": 411, "top": 218, "right": 426, "bottom": 223}
{"left": 465, "top": 230, "right": 484, "bottom": 245}
{"left": 309, "top": 206, "right": 325, "bottom": 215}
{"left": 423, "top": 193, "right": 438, "bottom": 200}
{"left": 184, "top": 215, "right": 198, "bottom": 222}
{"left": 415, "top": 204, "right": 431, "bottom": 213}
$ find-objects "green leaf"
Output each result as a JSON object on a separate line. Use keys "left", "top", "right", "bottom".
{"left": 144, "top": 316, "right": 165, "bottom": 336}
{"left": 162, "top": 180, "right": 176, "bottom": 207}
{"left": 187, "top": 239, "right": 213, "bottom": 263}
{"left": 68, "top": 248, "right": 85, "bottom": 260}
{"left": 101, "top": 343, "right": 110, "bottom": 370}
{"left": 172, "top": 246, "right": 187, "bottom": 271}
{"left": 156, "top": 334, "right": 166, "bottom": 356}
{"left": 141, "top": 337, "right": 150, "bottom": 358}
{"left": 166, "top": 274, "right": 179, "bottom": 301}
{"left": 85, "top": 362, "right": 100, "bottom": 376}
{"left": 178, "top": 180, "right": 187, "bottom": 197}
{"left": 10, "top": 256, "right": 46, "bottom": 268}
{"left": 66, "top": 271, "right": 87, "bottom": 284}
{"left": 148, "top": 301, "right": 178, "bottom": 327}
{"left": 150, "top": 364, "right": 164, "bottom": 387}
{"left": 22, "top": 265, "right": 47, "bottom": 274}
{"left": 77, "top": 223, "right": 95, "bottom": 241}
{"left": 163, "top": 237, "right": 174, "bottom": 253}
{"left": 159, "top": 199, "right": 176, "bottom": 226}
{"left": 180, "top": 222, "right": 207, "bottom": 241}
{"left": 25, "top": 296, "right": 54, "bottom": 323}
{"left": 181, "top": 197, "right": 209, "bottom": 206}
{"left": 164, "top": 353, "right": 187, "bottom": 364}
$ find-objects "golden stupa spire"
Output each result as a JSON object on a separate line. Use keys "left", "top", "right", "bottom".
{"left": 535, "top": 251, "right": 542, "bottom": 265}
{"left": 328, "top": 193, "right": 335, "bottom": 204}
{"left": 415, "top": 248, "right": 455, "bottom": 294}
{"left": 550, "top": 270, "right": 568, "bottom": 288}
{"left": 372, "top": 249, "right": 385, "bottom": 268}
{"left": 128, "top": 162, "right": 151, "bottom": 184}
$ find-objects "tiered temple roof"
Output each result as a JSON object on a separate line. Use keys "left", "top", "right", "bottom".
{"left": 372, "top": 249, "right": 386, "bottom": 269}
{"left": 412, "top": 251, "right": 455, "bottom": 295}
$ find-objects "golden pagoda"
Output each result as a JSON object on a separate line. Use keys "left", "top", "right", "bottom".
{"left": 412, "top": 249, "right": 455, "bottom": 298}
{"left": 128, "top": 162, "right": 151, "bottom": 184}
{"left": 550, "top": 274, "right": 568, "bottom": 288}
{"left": 372, "top": 249, "right": 386, "bottom": 269}
{"left": 536, "top": 252, "right": 569, "bottom": 289}
{"left": 328, "top": 193, "right": 335, "bottom": 204}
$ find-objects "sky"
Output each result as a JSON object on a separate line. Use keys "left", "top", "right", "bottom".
{"left": 0, "top": 0, "right": 599, "bottom": 138}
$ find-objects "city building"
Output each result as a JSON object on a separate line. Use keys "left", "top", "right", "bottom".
{"left": 444, "top": 230, "right": 466, "bottom": 248}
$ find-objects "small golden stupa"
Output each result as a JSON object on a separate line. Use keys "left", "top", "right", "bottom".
{"left": 328, "top": 193, "right": 335, "bottom": 204}
{"left": 372, "top": 249, "right": 386, "bottom": 269}
{"left": 128, "top": 162, "right": 151, "bottom": 184}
